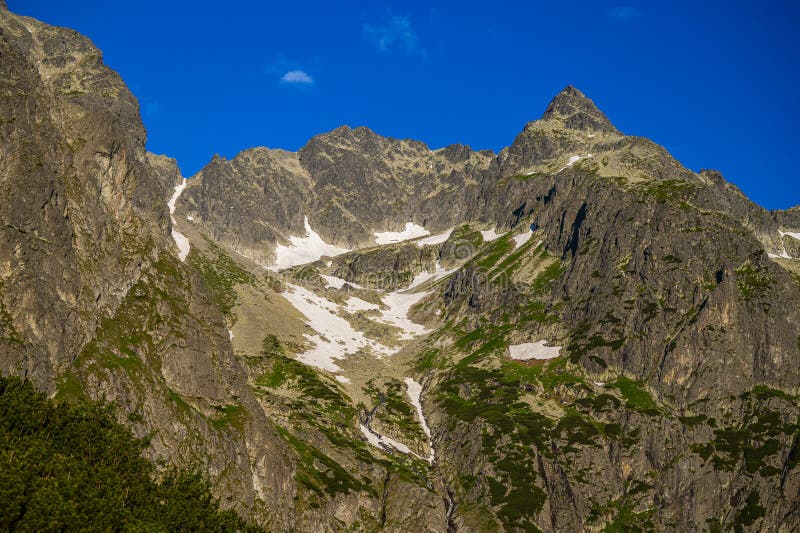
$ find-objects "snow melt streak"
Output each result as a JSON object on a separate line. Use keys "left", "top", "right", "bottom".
{"left": 359, "top": 424, "right": 415, "bottom": 456}
{"left": 416, "top": 228, "right": 454, "bottom": 247}
{"left": 168, "top": 178, "right": 190, "bottom": 261}
{"left": 374, "top": 222, "right": 430, "bottom": 245}
{"left": 405, "top": 377, "right": 434, "bottom": 462}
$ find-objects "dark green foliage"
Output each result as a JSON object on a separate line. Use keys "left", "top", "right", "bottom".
{"left": 0, "top": 376, "right": 254, "bottom": 532}
{"left": 734, "top": 492, "right": 765, "bottom": 532}
{"left": 565, "top": 321, "right": 626, "bottom": 364}
{"left": 470, "top": 234, "right": 515, "bottom": 271}
{"left": 490, "top": 238, "right": 540, "bottom": 280}
{"left": 689, "top": 388, "right": 797, "bottom": 474}
{"left": 276, "top": 427, "right": 372, "bottom": 497}
{"left": 641, "top": 179, "right": 697, "bottom": 202}
{"left": 734, "top": 262, "right": 773, "bottom": 301}
{"left": 448, "top": 224, "right": 485, "bottom": 252}
{"left": 413, "top": 347, "right": 444, "bottom": 371}
{"left": 606, "top": 377, "right": 660, "bottom": 415}
{"left": 530, "top": 261, "right": 566, "bottom": 295}
{"left": 555, "top": 414, "right": 599, "bottom": 445}
{"left": 678, "top": 414, "right": 707, "bottom": 427}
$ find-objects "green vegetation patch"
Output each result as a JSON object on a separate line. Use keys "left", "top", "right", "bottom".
{"left": 606, "top": 377, "right": 661, "bottom": 416}
{"left": 734, "top": 492, "right": 765, "bottom": 532}
{"left": 276, "top": 426, "right": 373, "bottom": 497}
{"left": 689, "top": 387, "right": 797, "bottom": 475}
{"left": 0, "top": 376, "right": 255, "bottom": 532}
{"left": 250, "top": 337, "right": 431, "bottom": 490}
{"left": 210, "top": 403, "right": 247, "bottom": 431}
{"left": 566, "top": 321, "right": 626, "bottom": 364}
{"left": 640, "top": 179, "right": 697, "bottom": 202}
{"left": 364, "top": 379, "right": 427, "bottom": 443}
{"left": 254, "top": 337, "right": 354, "bottom": 418}
{"left": 530, "top": 260, "right": 566, "bottom": 296}
{"left": 188, "top": 237, "right": 256, "bottom": 316}
{"left": 734, "top": 262, "right": 774, "bottom": 301}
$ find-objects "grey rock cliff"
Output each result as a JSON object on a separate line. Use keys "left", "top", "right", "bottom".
{"left": 2, "top": 5, "right": 800, "bottom": 531}
{"left": 0, "top": 8, "right": 296, "bottom": 526}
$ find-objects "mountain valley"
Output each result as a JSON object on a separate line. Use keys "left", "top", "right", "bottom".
{"left": 1, "top": 5, "right": 800, "bottom": 531}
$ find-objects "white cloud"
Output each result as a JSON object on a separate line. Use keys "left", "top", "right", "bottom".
{"left": 280, "top": 69, "right": 314, "bottom": 85}
{"left": 363, "top": 14, "right": 425, "bottom": 58}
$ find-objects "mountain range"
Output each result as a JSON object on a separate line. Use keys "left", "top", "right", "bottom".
{"left": 1, "top": 5, "right": 799, "bottom": 531}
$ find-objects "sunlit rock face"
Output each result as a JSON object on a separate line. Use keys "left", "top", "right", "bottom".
{"left": 2, "top": 3, "right": 800, "bottom": 531}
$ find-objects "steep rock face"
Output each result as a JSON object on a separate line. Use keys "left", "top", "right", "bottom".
{"left": 325, "top": 241, "right": 441, "bottom": 291}
{"left": 146, "top": 151, "right": 183, "bottom": 191}
{"left": 4, "top": 4, "right": 800, "bottom": 531}
{"left": 775, "top": 206, "right": 800, "bottom": 228}
{"left": 299, "top": 126, "right": 493, "bottom": 245}
{"left": 0, "top": 9, "right": 171, "bottom": 392}
{"left": 179, "top": 148, "right": 312, "bottom": 263}
{"left": 174, "top": 81, "right": 799, "bottom": 529}
{"left": 520, "top": 171, "right": 800, "bottom": 400}
{"left": 420, "top": 161, "right": 800, "bottom": 532}
{"left": 0, "top": 8, "right": 299, "bottom": 526}
{"left": 181, "top": 84, "right": 800, "bottom": 268}
{"left": 541, "top": 85, "right": 619, "bottom": 134}
{"left": 178, "top": 125, "right": 496, "bottom": 260}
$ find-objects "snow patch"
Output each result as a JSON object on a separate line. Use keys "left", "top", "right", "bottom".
{"left": 405, "top": 377, "right": 434, "bottom": 463}
{"left": 167, "top": 178, "right": 191, "bottom": 261}
{"left": 558, "top": 154, "right": 592, "bottom": 172}
{"left": 513, "top": 232, "right": 533, "bottom": 249}
{"left": 171, "top": 230, "right": 190, "bottom": 262}
{"left": 508, "top": 341, "right": 562, "bottom": 360}
{"left": 374, "top": 222, "right": 430, "bottom": 245}
{"left": 282, "top": 284, "right": 387, "bottom": 371}
{"left": 379, "top": 291, "right": 431, "bottom": 340}
{"left": 773, "top": 230, "right": 800, "bottom": 259}
{"left": 321, "top": 274, "right": 364, "bottom": 290}
{"left": 379, "top": 263, "right": 454, "bottom": 340}
{"left": 186, "top": 215, "right": 194, "bottom": 222}
{"left": 228, "top": 330, "right": 234, "bottom": 340}
{"left": 416, "top": 228, "right": 454, "bottom": 247}
{"left": 345, "top": 297, "right": 379, "bottom": 313}
{"left": 407, "top": 262, "right": 455, "bottom": 290}
{"left": 360, "top": 424, "right": 416, "bottom": 456}
{"left": 480, "top": 229, "right": 502, "bottom": 242}
{"left": 271, "top": 217, "right": 349, "bottom": 270}
{"left": 280, "top": 263, "right": 454, "bottom": 373}
{"left": 335, "top": 375, "right": 351, "bottom": 384}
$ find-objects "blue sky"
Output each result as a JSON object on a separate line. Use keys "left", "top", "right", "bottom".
{"left": 10, "top": 1, "right": 800, "bottom": 209}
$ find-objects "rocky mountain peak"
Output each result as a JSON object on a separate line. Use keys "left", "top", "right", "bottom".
{"left": 542, "top": 85, "right": 619, "bottom": 133}
{"left": 5, "top": 6, "right": 800, "bottom": 532}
